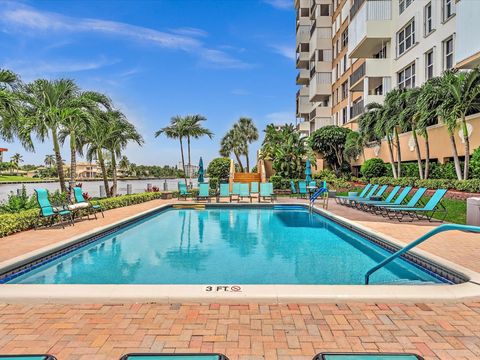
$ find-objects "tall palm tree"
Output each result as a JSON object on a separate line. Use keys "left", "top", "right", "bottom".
{"left": 20, "top": 79, "right": 79, "bottom": 192}
{"left": 382, "top": 89, "right": 404, "bottom": 177}
{"left": 105, "top": 111, "right": 143, "bottom": 196}
{"left": 220, "top": 128, "right": 246, "bottom": 172}
{"left": 119, "top": 155, "right": 130, "bottom": 175}
{"left": 233, "top": 117, "right": 258, "bottom": 172}
{"left": 183, "top": 114, "right": 213, "bottom": 181}
{"left": 44, "top": 154, "right": 56, "bottom": 168}
{"left": 10, "top": 153, "right": 23, "bottom": 174}
{"left": 155, "top": 116, "right": 188, "bottom": 185}
{"left": 439, "top": 69, "right": 480, "bottom": 179}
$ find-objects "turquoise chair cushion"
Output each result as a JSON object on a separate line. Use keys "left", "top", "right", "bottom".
{"left": 250, "top": 182, "right": 259, "bottom": 193}
{"left": 92, "top": 204, "right": 101, "bottom": 209}
{"left": 35, "top": 189, "right": 55, "bottom": 217}
{"left": 73, "top": 187, "right": 85, "bottom": 203}
{"left": 219, "top": 184, "right": 230, "bottom": 197}
{"left": 198, "top": 183, "right": 209, "bottom": 197}
{"left": 123, "top": 356, "right": 222, "bottom": 360}
{"left": 0, "top": 357, "right": 52, "bottom": 360}
{"left": 322, "top": 355, "right": 420, "bottom": 360}
{"left": 232, "top": 183, "right": 241, "bottom": 195}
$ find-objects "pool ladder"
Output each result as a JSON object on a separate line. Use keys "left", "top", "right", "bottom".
{"left": 364, "top": 224, "right": 480, "bottom": 284}
{"left": 309, "top": 186, "right": 328, "bottom": 211}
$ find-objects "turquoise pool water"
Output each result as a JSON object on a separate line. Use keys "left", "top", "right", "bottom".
{"left": 6, "top": 207, "right": 444, "bottom": 285}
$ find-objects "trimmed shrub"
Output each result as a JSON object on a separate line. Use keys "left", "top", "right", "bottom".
{"left": 454, "top": 179, "right": 480, "bottom": 192}
{"left": 415, "top": 179, "right": 455, "bottom": 190}
{"left": 369, "top": 176, "right": 417, "bottom": 187}
{"left": 270, "top": 175, "right": 291, "bottom": 190}
{"left": 209, "top": 177, "right": 219, "bottom": 191}
{"left": 470, "top": 147, "right": 480, "bottom": 178}
{"left": 401, "top": 163, "right": 421, "bottom": 178}
{"left": 361, "top": 158, "right": 387, "bottom": 179}
{"left": 206, "top": 157, "right": 230, "bottom": 181}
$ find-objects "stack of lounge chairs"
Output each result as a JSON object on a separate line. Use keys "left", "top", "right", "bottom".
{"left": 336, "top": 184, "right": 448, "bottom": 222}
{"left": 181, "top": 181, "right": 275, "bottom": 203}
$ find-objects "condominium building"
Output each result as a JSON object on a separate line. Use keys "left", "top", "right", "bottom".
{"left": 296, "top": 0, "right": 478, "bottom": 133}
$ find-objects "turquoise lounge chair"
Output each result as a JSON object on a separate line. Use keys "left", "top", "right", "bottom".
{"left": 387, "top": 188, "right": 448, "bottom": 222}
{"left": 231, "top": 182, "right": 241, "bottom": 201}
{"left": 355, "top": 185, "right": 401, "bottom": 210}
{"left": 340, "top": 184, "right": 379, "bottom": 206}
{"left": 298, "top": 181, "right": 307, "bottom": 198}
{"left": 0, "top": 356, "right": 57, "bottom": 360}
{"left": 238, "top": 183, "right": 251, "bottom": 202}
{"left": 336, "top": 184, "right": 372, "bottom": 205}
{"left": 267, "top": 182, "right": 275, "bottom": 200}
{"left": 217, "top": 183, "right": 231, "bottom": 202}
{"left": 369, "top": 186, "right": 412, "bottom": 214}
{"left": 290, "top": 180, "right": 297, "bottom": 197}
{"left": 72, "top": 187, "right": 104, "bottom": 219}
{"left": 259, "top": 182, "right": 274, "bottom": 202}
{"left": 314, "top": 353, "right": 423, "bottom": 360}
{"left": 352, "top": 185, "right": 388, "bottom": 208}
{"left": 379, "top": 187, "right": 427, "bottom": 217}
{"left": 178, "top": 182, "right": 191, "bottom": 200}
{"left": 120, "top": 353, "right": 229, "bottom": 360}
{"left": 196, "top": 183, "right": 211, "bottom": 202}
{"left": 34, "top": 188, "right": 73, "bottom": 229}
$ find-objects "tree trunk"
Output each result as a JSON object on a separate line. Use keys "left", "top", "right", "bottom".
{"left": 424, "top": 132, "right": 430, "bottom": 179}
{"left": 234, "top": 151, "right": 244, "bottom": 172}
{"left": 412, "top": 129, "right": 424, "bottom": 179}
{"left": 462, "top": 115, "right": 470, "bottom": 180}
{"left": 187, "top": 136, "right": 192, "bottom": 184}
{"left": 386, "top": 135, "right": 398, "bottom": 178}
{"left": 245, "top": 153, "right": 250, "bottom": 173}
{"left": 448, "top": 131, "right": 463, "bottom": 180}
{"left": 394, "top": 127, "right": 402, "bottom": 178}
{"left": 179, "top": 138, "right": 187, "bottom": 185}
{"left": 52, "top": 129, "right": 66, "bottom": 193}
{"left": 97, "top": 149, "right": 110, "bottom": 197}
{"left": 69, "top": 131, "right": 76, "bottom": 199}
{"left": 111, "top": 151, "right": 117, "bottom": 197}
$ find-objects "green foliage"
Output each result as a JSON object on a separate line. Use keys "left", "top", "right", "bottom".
{"left": 251, "top": 165, "right": 258, "bottom": 173}
{"left": 309, "top": 126, "right": 351, "bottom": 175}
{"left": 470, "top": 147, "right": 480, "bottom": 178}
{"left": 401, "top": 162, "right": 422, "bottom": 178}
{"left": 0, "top": 186, "right": 37, "bottom": 214}
{"left": 415, "top": 179, "right": 456, "bottom": 190}
{"left": 360, "top": 158, "right": 387, "bottom": 179}
{"left": 368, "top": 176, "right": 417, "bottom": 187}
{"left": 366, "top": 176, "right": 480, "bottom": 192}
{"left": 209, "top": 177, "right": 219, "bottom": 191}
{"left": 206, "top": 157, "right": 230, "bottom": 181}
{"left": 270, "top": 175, "right": 291, "bottom": 190}
{"left": 344, "top": 131, "right": 363, "bottom": 162}
{"left": 429, "top": 162, "right": 459, "bottom": 179}
{"left": 48, "top": 190, "right": 69, "bottom": 207}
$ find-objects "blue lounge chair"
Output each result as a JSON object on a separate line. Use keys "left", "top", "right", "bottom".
{"left": 379, "top": 187, "right": 427, "bottom": 217}
{"left": 336, "top": 184, "right": 373, "bottom": 205}
{"left": 387, "top": 188, "right": 448, "bottom": 222}
{"left": 259, "top": 182, "right": 274, "bottom": 202}
{"left": 369, "top": 186, "right": 412, "bottom": 214}
{"left": 290, "top": 180, "right": 297, "bottom": 197}
{"left": 341, "top": 184, "right": 379, "bottom": 206}
{"left": 178, "top": 182, "right": 191, "bottom": 200}
{"left": 72, "top": 187, "right": 104, "bottom": 219}
{"left": 313, "top": 352, "right": 423, "bottom": 360}
{"left": 120, "top": 354, "right": 229, "bottom": 360}
{"left": 34, "top": 188, "right": 73, "bottom": 229}
{"left": 267, "top": 182, "right": 275, "bottom": 200}
{"left": 238, "top": 183, "right": 251, "bottom": 202}
{"left": 231, "top": 182, "right": 241, "bottom": 201}
{"left": 217, "top": 183, "right": 231, "bottom": 202}
{"left": 298, "top": 181, "right": 308, "bottom": 198}
{"left": 250, "top": 181, "right": 259, "bottom": 200}
{"left": 196, "top": 183, "right": 211, "bottom": 202}
{"left": 355, "top": 185, "right": 398, "bottom": 210}
{"left": 0, "top": 356, "right": 57, "bottom": 360}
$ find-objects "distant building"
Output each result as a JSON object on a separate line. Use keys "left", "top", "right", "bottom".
{"left": 178, "top": 162, "right": 199, "bottom": 178}
{"left": 73, "top": 162, "right": 102, "bottom": 179}
{"left": 0, "top": 148, "right": 7, "bottom": 162}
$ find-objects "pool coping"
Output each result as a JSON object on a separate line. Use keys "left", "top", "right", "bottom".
{"left": 0, "top": 202, "right": 479, "bottom": 304}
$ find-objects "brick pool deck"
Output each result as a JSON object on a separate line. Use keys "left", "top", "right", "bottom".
{"left": 0, "top": 198, "right": 479, "bottom": 359}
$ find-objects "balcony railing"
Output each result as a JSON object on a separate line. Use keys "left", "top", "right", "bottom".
{"left": 350, "top": 0, "right": 366, "bottom": 20}
{"left": 310, "top": 19, "right": 316, "bottom": 36}
{"left": 349, "top": 63, "right": 366, "bottom": 86}
{"left": 350, "top": 100, "right": 365, "bottom": 119}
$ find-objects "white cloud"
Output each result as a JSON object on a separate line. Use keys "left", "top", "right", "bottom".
{"left": 231, "top": 88, "right": 250, "bottom": 96}
{"left": 0, "top": 2, "right": 251, "bottom": 69}
{"left": 263, "top": 0, "right": 292, "bottom": 10}
{"left": 270, "top": 44, "right": 295, "bottom": 61}
{"left": 265, "top": 111, "right": 295, "bottom": 125}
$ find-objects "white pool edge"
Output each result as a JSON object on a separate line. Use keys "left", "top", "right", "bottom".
{"left": 1, "top": 202, "right": 479, "bottom": 304}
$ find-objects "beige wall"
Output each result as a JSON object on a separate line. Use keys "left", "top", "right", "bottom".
{"left": 351, "top": 113, "right": 480, "bottom": 167}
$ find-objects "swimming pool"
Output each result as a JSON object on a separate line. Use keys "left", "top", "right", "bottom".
{"left": 3, "top": 206, "right": 447, "bottom": 285}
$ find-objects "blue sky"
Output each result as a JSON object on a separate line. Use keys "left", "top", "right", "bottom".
{"left": 0, "top": 0, "right": 295, "bottom": 167}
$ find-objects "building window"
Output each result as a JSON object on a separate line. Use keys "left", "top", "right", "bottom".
{"left": 397, "top": 62, "right": 415, "bottom": 89}
{"left": 373, "top": 45, "right": 387, "bottom": 59}
{"left": 443, "top": 0, "right": 454, "bottom": 22}
{"left": 424, "top": 2, "right": 433, "bottom": 35}
{"left": 399, "top": 0, "right": 413, "bottom": 14}
{"left": 425, "top": 49, "right": 434, "bottom": 80}
{"left": 343, "top": 54, "right": 347, "bottom": 72}
{"left": 342, "top": 107, "right": 347, "bottom": 124}
{"left": 341, "top": 29, "right": 348, "bottom": 48}
{"left": 443, "top": 36, "right": 454, "bottom": 70}
{"left": 397, "top": 19, "right": 415, "bottom": 56}
{"left": 341, "top": 81, "right": 348, "bottom": 100}
{"left": 320, "top": 4, "right": 330, "bottom": 16}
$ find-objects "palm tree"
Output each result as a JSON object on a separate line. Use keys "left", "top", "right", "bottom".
{"left": 233, "top": 117, "right": 258, "bottom": 172}
{"left": 44, "top": 154, "right": 56, "bottom": 168}
{"left": 220, "top": 128, "right": 246, "bottom": 172}
{"left": 382, "top": 89, "right": 404, "bottom": 177}
{"left": 105, "top": 111, "right": 143, "bottom": 196}
{"left": 183, "top": 114, "right": 213, "bottom": 181}
{"left": 119, "top": 155, "right": 130, "bottom": 175}
{"left": 20, "top": 79, "right": 80, "bottom": 192}
{"left": 10, "top": 153, "right": 23, "bottom": 174}
{"left": 438, "top": 69, "right": 480, "bottom": 179}
{"left": 155, "top": 116, "right": 188, "bottom": 185}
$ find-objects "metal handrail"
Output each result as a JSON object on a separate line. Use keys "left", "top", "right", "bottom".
{"left": 365, "top": 224, "right": 480, "bottom": 284}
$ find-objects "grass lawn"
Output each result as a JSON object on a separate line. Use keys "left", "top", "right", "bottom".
{"left": 0, "top": 175, "right": 43, "bottom": 183}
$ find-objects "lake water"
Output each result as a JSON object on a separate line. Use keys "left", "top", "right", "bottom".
{"left": 0, "top": 178, "right": 202, "bottom": 201}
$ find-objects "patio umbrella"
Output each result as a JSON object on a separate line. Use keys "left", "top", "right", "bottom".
{"left": 198, "top": 157, "right": 204, "bottom": 183}
{"left": 305, "top": 159, "right": 312, "bottom": 182}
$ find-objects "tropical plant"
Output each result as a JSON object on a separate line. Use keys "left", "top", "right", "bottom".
{"left": 344, "top": 131, "right": 363, "bottom": 163}
{"left": 309, "top": 125, "right": 351, "bottom": 175}
{"left": 233, "top": 117, "right": 258, "bottom": 172}
{"left": 206, "top": 157, "right": 230, "bottom": 181}
{"left": 360, "top": 158, "right": 387, "bottom": 179}
{"left": 44, "top": 154, "right": 56, "bottom": 168}
{"left": 10, "top": 153, "right": 23, "bottom": 174}
{"left": 220, "top": 128, "right": 246, "bottom": 172}
{"left": 155, "top": 116, "right": 188, "bottom": 185}
{"left": 183, "top": 114, "right": 213, "bottom": 181}
{"left": 0, "top": 186, "right": 37, "bottom": 214}
{"left": 119, "top": 155, "right": 131, "bottom": 175}
{"left": 470, "top": 146, "right": 480, "bottom": 178}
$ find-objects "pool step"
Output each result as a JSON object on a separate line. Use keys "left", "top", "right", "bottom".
{"left": 173, "top": 204, "right": 206, "bottom": 210}
{"left": 273, "top": 205, "right": 306, "bottom": 211}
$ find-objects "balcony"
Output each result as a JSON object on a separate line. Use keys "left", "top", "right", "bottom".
{"left": 309, "top": 72, "right": 331, "bottom": 102}
{"left": 296, "top": 87, "right": 311, "bottom": 116}
{"left": 296, "top": 121, "right": 310, "bottom": 135}
{"left": 348, "top": 0, "right": 392, "bottom": 59}
{"left": 296, "top": 24, "right": 310, "bottom": 47}
{"left": 350, "top": 100, "right": 365, "bottom": 120}
{"left": 296, "top": 45, "right": 309, "bottom": 69}
{"left": 296, "top": 69, "right": 309, "bottom": 85}
{"left": 350, "top": 58, "right": 392, "bottom": 91}
{"left": 349, "top": 63, "right": 366, "bottom": 90}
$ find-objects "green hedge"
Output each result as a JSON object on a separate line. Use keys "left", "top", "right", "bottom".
{"left": 364, "top": 177, "right": 480, "bottom": 193}
{"left": 270, "top": 173, "right": 352, "bottom": 191}
{"left": 0, "top": 192, "right": 165, "bottom": 238}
